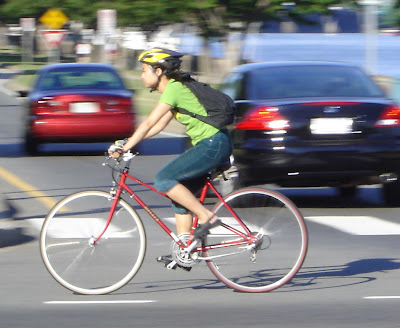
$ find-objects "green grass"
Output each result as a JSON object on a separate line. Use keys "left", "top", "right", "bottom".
{"left": 120, "top": 70, "right": 160, "bottom": 116}
{"left": 13, "top": 73, "right": 36, "bottom": 87}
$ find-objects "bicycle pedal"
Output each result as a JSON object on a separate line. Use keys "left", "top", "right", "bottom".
{"left": 156, "top": 256, "right": 177, "bottom": 269}
{"left": 156, "top": 255, "right": 192, "bottom": 271}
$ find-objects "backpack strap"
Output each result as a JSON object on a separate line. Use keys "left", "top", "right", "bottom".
{"left": 174, "top": 106, "right": 205, "bottom": 119}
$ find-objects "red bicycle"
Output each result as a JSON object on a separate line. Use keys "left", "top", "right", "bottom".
{"left": 40, "top": 152, "right": 308, "bottom": 295}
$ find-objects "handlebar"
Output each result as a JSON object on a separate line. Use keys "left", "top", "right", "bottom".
{"left": 103, "top": 151, "right": 138, "bottom": 184}
{"left": 105, "top": 150, "right": 137, "bottom": 164}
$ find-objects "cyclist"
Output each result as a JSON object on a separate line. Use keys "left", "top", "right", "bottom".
{"left": 108, "top": 48, "right": 232, "bottom": 242}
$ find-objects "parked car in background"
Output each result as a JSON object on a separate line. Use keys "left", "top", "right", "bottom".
{"left": 20, "top": 63, "right": 135, "bottom": 154}
{"left": 220, "top": 61, "right": 400, "bottom": 205}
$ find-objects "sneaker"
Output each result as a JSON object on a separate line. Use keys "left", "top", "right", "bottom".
{"left": 192, "top": 216, "right": 221, "bottom": 239}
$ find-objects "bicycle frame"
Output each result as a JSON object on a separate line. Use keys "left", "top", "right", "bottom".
{"left": 95, "top": 157, "right": 258, "bottom": 255}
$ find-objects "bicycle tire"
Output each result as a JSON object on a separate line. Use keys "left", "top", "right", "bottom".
{"left": 203, "top": 188, "right": 308, "bottom": 293}
{"left": 40, "top": 190, "right": 146, "bottom": 295}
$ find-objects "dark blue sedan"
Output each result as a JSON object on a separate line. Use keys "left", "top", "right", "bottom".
{"left": 220, "top": 61, "right": 400, "bottom": 205}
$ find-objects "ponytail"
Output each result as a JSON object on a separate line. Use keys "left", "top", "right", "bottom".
{"left": 165, "top": 70, "right": 194, "bottom": 83}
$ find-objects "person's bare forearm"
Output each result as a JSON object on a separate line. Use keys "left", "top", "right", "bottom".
{"left": 123, "top": 107, "right": 174, "bottom": 152}
{"left": 143, "top": 112, "right": 173, "bottom": 139}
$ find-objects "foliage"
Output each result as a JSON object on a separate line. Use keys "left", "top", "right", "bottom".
{"left": 382, "top": 0, "right": 400, "bottom": 28}
{"left": 0, "top": 0, "right": 375, "bottom": 38}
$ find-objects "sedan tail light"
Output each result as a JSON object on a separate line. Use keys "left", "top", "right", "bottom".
{"left": 103, "top": 97, "right": 133, "bottom": 112}
{"left": 32, "top": 96, "right": 67, "bottom": 114}
{"left": 31, "top": 95, "right": 133, "bottom": 114}
{"left": 374, "top": 104, "right": 400, "bottom": 127}
{"left": 235, "top": 106, "right": 291, "bottom": 131}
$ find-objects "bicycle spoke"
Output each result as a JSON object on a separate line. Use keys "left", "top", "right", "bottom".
{"left": 40, "top": 191, "right": 146, "bottom": 295}
{"left": 204, "top": 188, "right": 308, "bottom": 293}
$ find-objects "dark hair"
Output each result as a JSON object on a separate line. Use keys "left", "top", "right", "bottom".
{"left": 165, "top": 69, "right": 194, "bottom": 83}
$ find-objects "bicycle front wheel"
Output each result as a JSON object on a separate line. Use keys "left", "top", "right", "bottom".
{"left": 40, "top": 190, "right": 146, "bottom": 295}
{"left": 204, "top": 188, "right": 308, "bottom": 293}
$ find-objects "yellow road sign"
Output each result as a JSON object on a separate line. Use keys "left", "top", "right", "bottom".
{"left": 39, "top": 9, "right": 69, "bottom": 29}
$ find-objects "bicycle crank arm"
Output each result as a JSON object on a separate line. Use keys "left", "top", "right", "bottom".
{"left": 166, "top": 260, "right": 178, "bottom": 270}
{"left": 183, "top": 239, "right": 199, "bottom": 254}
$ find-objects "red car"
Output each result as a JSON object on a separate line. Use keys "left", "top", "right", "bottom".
{"left": 21, "top": 63, "right": 135, "bottom": 154}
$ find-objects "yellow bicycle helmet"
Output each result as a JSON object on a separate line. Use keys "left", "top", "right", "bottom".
{"left": 138, "top": 48, "right": 183, "bottom": 72}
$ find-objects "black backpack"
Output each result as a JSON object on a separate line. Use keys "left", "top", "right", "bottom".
{"left": 175, "top": 79, "right": 236, "bottom": 129}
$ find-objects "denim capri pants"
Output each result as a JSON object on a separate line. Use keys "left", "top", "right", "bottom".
{"left": 154, "top": 129, "right": 233, "bottom": 214}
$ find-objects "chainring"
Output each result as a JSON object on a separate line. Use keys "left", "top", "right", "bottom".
{"left": 171, "top": 233, "right": 201, "bottom": 268}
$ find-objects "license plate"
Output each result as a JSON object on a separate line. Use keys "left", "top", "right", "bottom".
{"left": 70, "top": 102, "right": 100, "bottom": 113}
{"left": 310, "top": 118, "right": 353, "bottom": 134}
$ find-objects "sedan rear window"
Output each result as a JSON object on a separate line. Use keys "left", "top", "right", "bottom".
{"left": 247, "top": 65, "right": 384, "bottom": 100}
{"left": 36, "top": 67, "right": 125, "bottom": 91}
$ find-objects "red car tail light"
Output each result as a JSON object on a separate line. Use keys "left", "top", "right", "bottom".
{"left": 104, "top": 97, "right": 133, "bottom": 112}
{"left": 32, "top": 96, "right": 67, "bottom": 114}
{"left": 235, "top": 106, "right": 291, "bottom": 131}
{"left": 374, "top": 104, "right": 400, "bottom": 127}
{"left": 31, "top": 95, "right": 134, "bottom": 114}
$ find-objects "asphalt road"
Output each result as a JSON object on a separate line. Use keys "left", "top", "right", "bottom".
{"left": 1, "top": 85, "right": 400, "bottom": 327}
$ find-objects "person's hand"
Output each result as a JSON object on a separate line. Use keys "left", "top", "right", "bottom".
{"left": 108, "top": 140, "right": 126, "bottom": 159}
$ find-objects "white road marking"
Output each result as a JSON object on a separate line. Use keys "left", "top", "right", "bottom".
{"left": 30, "top": 218, "right": 136, "bottom": 238}
{"left": 29, "top": 215, "right": 400, "bottom": 237}
{"left": 29, "top": 218, "right": 44, "bottom": 231}
{"left": 44, "top": 300, "right": 157, "bottom": 305}
{"left": 364, "top": 296, "right": 400, "bottom": 300}
{"left": 165, "top": 215, "right": 400, "bottom": 236}
{"left": 305, "top": 216, "right": 400, "bottom": 235}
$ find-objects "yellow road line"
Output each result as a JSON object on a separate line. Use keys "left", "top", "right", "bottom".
{"left": 0, "top": 165, "right": 58, "bottom": 210}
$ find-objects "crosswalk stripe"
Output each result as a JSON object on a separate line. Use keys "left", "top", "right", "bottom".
{"left": 44, "top": 300, "right": 157, "bottom": 305}
{"left": 28, "top": 216, "right": 400, "bottom": 237}
{"left": 364, "top": 296, "right": 400, "bottom": 300}
{"left": 305, "top": 216, "right": 400, "bottom": 235}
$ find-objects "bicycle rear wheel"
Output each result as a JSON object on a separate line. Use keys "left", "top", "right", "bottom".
{"left": 40, "top": 190, "right": 146, "bottom": 295}
{"left": 204, "top": 188, "right": 307, "bottom": 293}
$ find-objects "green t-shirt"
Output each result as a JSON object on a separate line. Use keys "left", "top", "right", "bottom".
{"left": 159, "top": 79, "right": 219, "bottom": 145}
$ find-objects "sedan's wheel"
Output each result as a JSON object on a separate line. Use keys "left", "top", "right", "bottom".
{"left": 338, "top": 186, "right": 358, "bottom": 198}
{"left": 382, "top": 181, "right": 400, "bottom": 206}
{"left": 217, "top": 175, "right": 241, "bottom": 197}
{"left": 24, "top": 135, "right": 39, "bottom": 155}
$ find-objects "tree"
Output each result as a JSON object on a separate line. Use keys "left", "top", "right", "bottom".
{"left": 384, "top": 0, "right": 400, "bottom": 28}
{"left": 0, "top": 0, "right": 355, "bottom": 35}
{"left": 172, "top": 1, "right": 356, "bottom": 37}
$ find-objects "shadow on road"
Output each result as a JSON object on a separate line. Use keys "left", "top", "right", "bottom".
{"left": 0, "top": 227, "right": 34, "bottom": 248}
{"left": 287, "top": 257, "right": 400, "bottom": 292}
{"left": 113, "top": 257, "right": 400, "bottom": 295}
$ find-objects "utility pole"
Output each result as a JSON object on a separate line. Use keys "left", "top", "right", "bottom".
{"left": 358, "top": 0, "right": 381, "bottom": 75}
